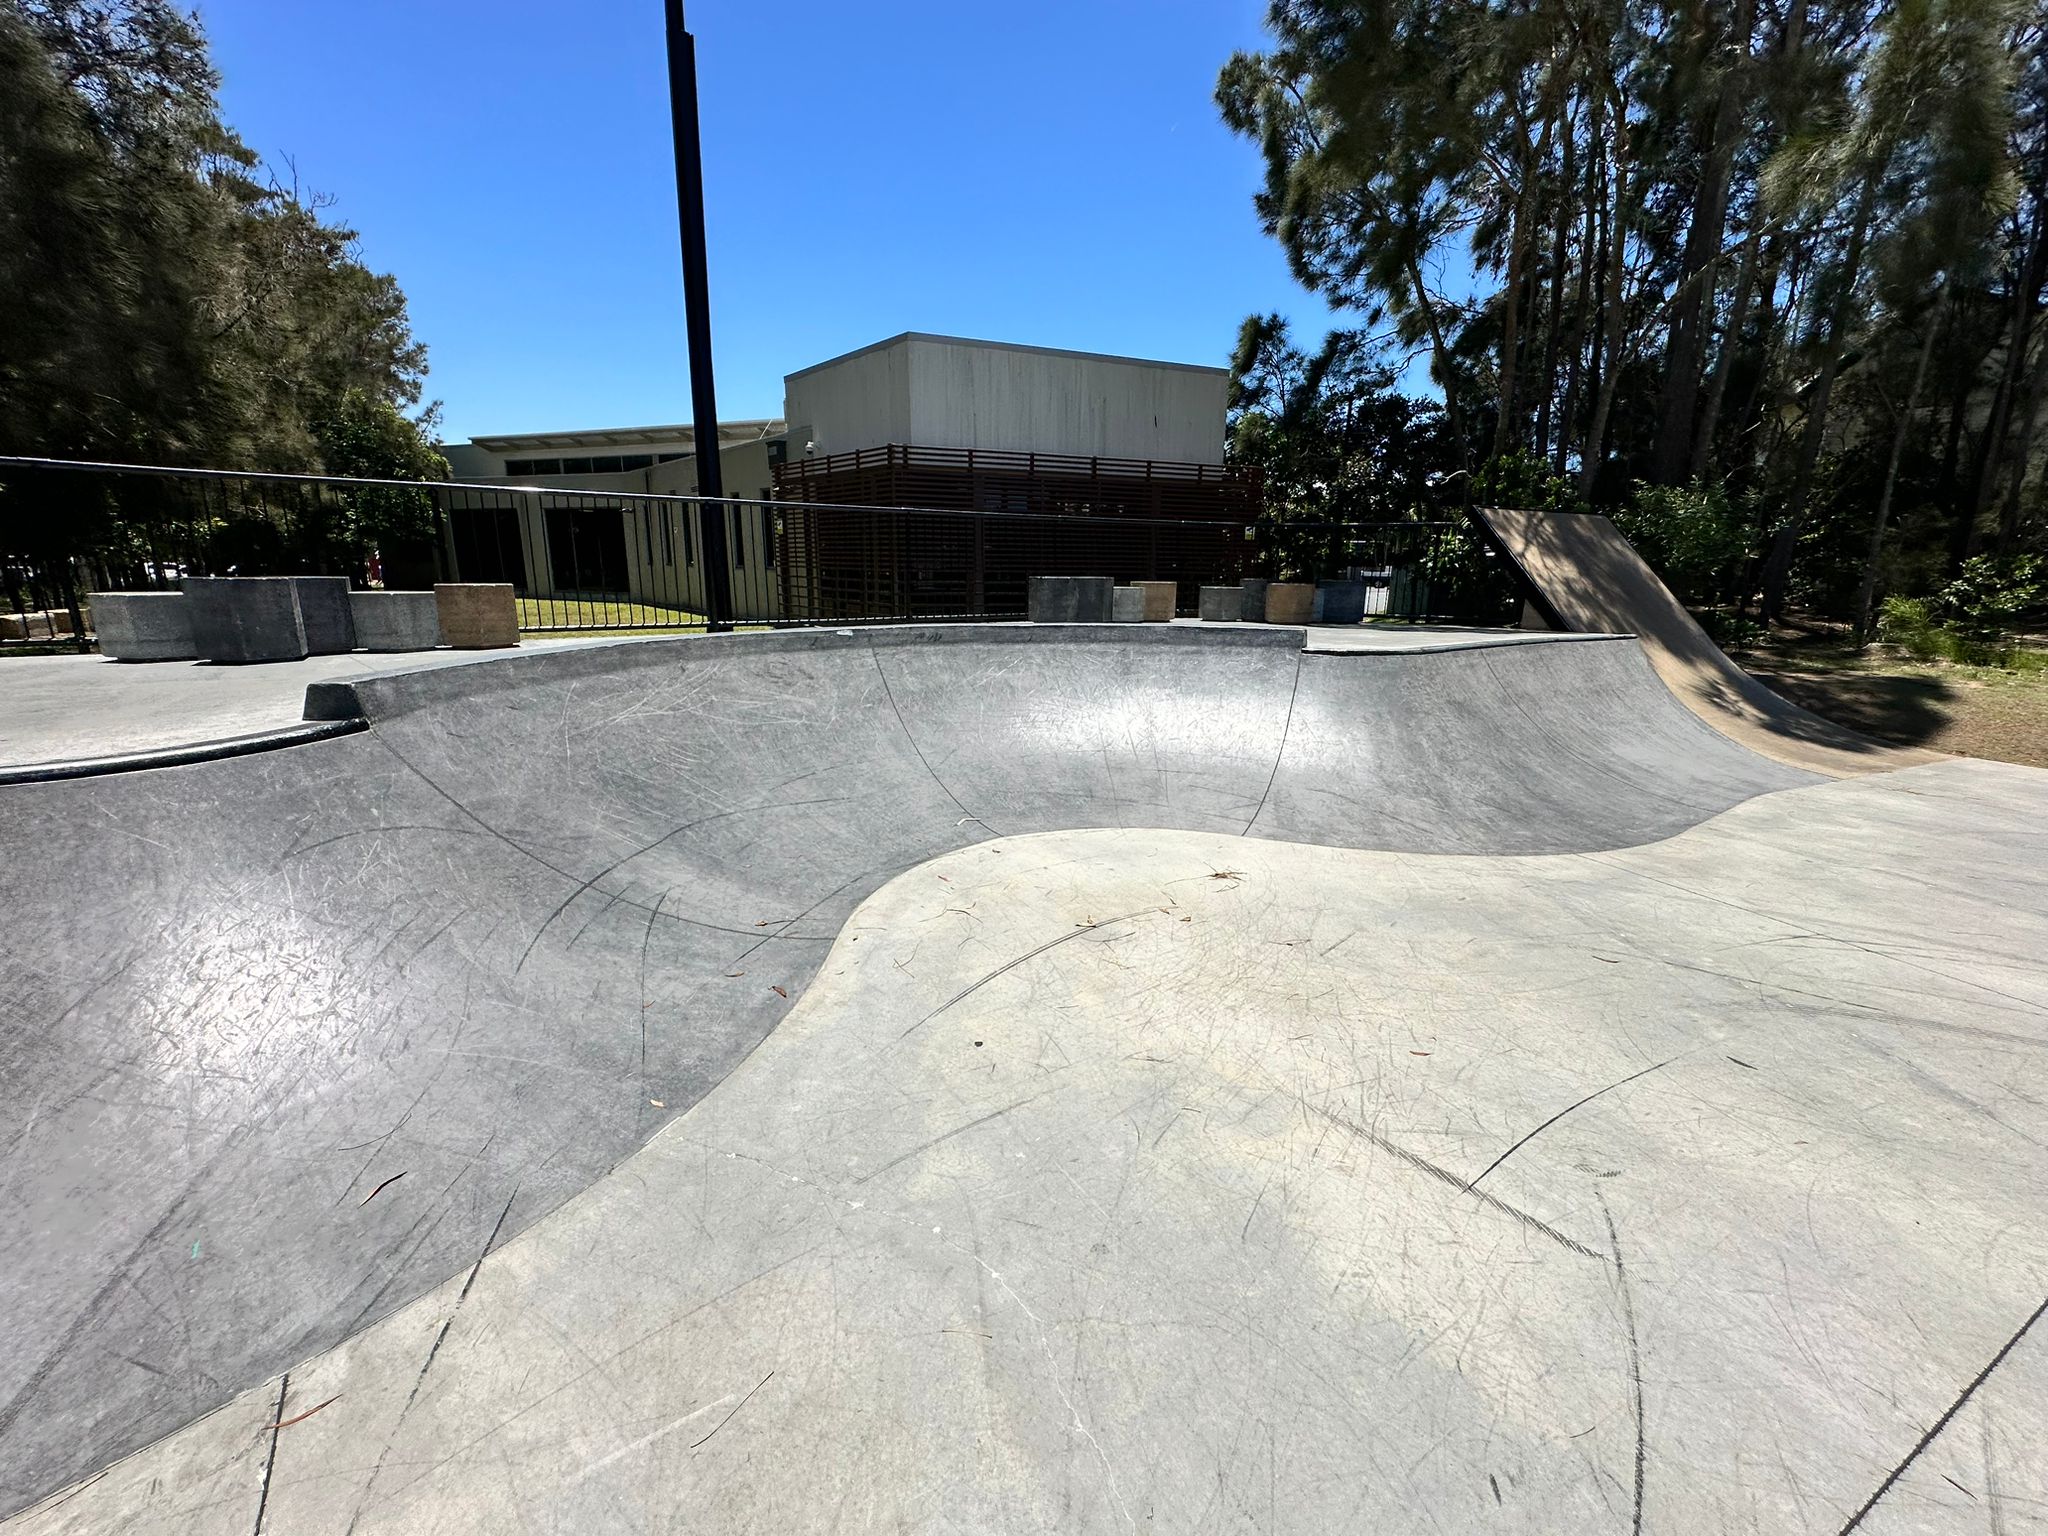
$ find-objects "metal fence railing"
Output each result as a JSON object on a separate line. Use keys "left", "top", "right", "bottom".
{"left": 1, "top": 456, "right": 1518, "bottom": 644}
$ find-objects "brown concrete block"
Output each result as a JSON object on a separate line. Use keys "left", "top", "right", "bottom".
{"left": 434, "top": 584, "right": 519, "bottom": 649}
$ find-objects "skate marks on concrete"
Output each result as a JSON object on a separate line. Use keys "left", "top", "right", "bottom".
{"left": 11, "top": 756, "right": 2045, "bottom": 1533}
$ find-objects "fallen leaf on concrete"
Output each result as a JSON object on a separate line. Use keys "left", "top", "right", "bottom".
{"left": 358, "top": 1172, "right": 407, "bottom": 1207}
{"left": 264, "top": 1394, "right": 341, "bottom": 1431}
{"left": 725, "top": 970, "right": 745, "bottom": 977}
{"left": 1209, "top": 870, "right": 1244, "bottom": 881}
{"left": 1410, "top": 1051, "right": 1432, "bottom": 1057}
{"left": 771, "top": 985, "right": 788, "bottom": 998}
{"left": 649, "top": 1099, "right": 666, "bottom": 1108}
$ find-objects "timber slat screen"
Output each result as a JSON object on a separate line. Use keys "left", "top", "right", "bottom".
{"left": 773, "top": 443, "right": 1259, "bottom": 620}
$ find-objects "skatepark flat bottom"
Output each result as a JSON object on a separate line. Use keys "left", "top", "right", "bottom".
{"left": 3, "top": 625, "right": 2042, "bottom": 1532}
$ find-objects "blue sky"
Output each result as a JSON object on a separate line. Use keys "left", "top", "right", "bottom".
{"left": 192, "top": 0, "right": 1343, "bottom": 442}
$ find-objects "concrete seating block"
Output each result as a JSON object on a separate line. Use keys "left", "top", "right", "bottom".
{"left": 1026, "top": 575, "right": 1114, "bottom": 623}
{"left": 1128, "top": 580, "right": 1176, "bottom": 622}
{"left": 435, "top": 583, "right": 519, "bottom": 649}
{"left": 1239, "top": 578, "right": 1270, "bottom": 624}
{"left": 88, "top": 593, "right": 195, "bottom": 661}
{"left": 1264, "top": 583, "right": 1314, "bottom": 624}
{"left": 291, "top": 577, "right": 357, "bottom": 654}
{"left": 1110, "top": 586, "right": 1146, "bottom": 623}
{"left": 1, "top": 609, "right": 74, "bottom": 639}
{"left": 1198, "top": 586, "right": 1244, "bottom": 623}
{"left": 350, "top": 591, "right": 444, "bottom": 652}
{"left": 180, "top": 577, "right": 307, "bottom": 663}
{"left": 1317, "top": 579, "right": 1367, "bottom": 626}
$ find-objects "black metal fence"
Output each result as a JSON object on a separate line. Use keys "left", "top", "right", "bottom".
{"left": 1, "top": 456, "right": 1517, "bottom": 643}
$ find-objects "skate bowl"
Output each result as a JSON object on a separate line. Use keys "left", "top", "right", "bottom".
{"left": 3, "top": 623, "right": 2045, "bottom": 1532}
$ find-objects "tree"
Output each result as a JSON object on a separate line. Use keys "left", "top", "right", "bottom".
{"left": 1219, "top": 0, "right": 2045, "bottom": 629}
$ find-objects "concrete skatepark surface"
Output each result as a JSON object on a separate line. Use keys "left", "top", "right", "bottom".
{"left": 2, "top": 624, "right": 2044, "bottom": 1531}
{"left": 1474, "top": 506, "right": 1947, "bottom": 777}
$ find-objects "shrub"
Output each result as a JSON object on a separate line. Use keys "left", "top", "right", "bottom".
{"left": 1933, "top": 554, "right": 2044, "bottom": 641}
{"left": 1614, "top": 483, "right": 1752, "bottom": 607}
{"left": 1877, "top": 595, "right": 1947, "bottom": 660}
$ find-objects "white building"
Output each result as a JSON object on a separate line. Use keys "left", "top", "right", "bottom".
{"left": 434, "top": 334, "right": 1241, "bottom": 620}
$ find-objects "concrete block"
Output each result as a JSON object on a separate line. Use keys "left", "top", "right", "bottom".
{"left": 88, "top": 593, "right": 195, "bottom": 661}
{"left": 1265, "top": 583, "right": 1314, "bottom": 624}
{"left": 1239, "top": 579, "right": 1270, "bottom": 624}
{"left": 290, "top": 577, "right": 357, "bottom": 654}
{"left": 1026, "top": 575, "right": 1114, "bottom": 624}
{"left": 1, "top": 609, "right": 75, "bottom": 639}
{"left": 1199, "top": 586, "right": 1244, "bottom": 622}
{"left": 350, "top": 591, "right": 444, "bottom": 652}
{"left": 1129, "top": 580, "right": 1176, "bottom": 622}
{"left": 180, "top": 577, "right": 308, "bottom": 663}
{"left": 1317, "top": 579, "right": 1367, "bottom": 626}
{"left": 435, "top": 583, "right": 519, "bottom": 649}
{"left": 1110, "top": 587, "right": 1146, "bottom": 623}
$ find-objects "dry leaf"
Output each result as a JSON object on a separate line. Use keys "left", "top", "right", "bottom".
{"left": 649, "top": 1099, "right": 666, "bottom": 1108}
{"left": 264, "top": 1394, "right": 341, "bottom": 1431}
{"left": 1410, "top": 1050, "right": 1432, "bottom": 1057}
{"left": 771, "top": 985, "right": 788, "bottom": 999}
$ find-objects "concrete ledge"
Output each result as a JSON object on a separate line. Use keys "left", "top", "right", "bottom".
{"left": 1027, "top": 575, "right": 1113, "bottom": 623}
{"left": 291, "top": 577, "right": 357, "bottom": 654}
{"left": 1317, "top": 579, "right": 1367, "bottom": 626}
{"left": 2, "top": 609, "right": 74, "bottom": 640}
{"left": 1265, "top": 583, "right": 1313, "bottom": 624}
{"left": 435, "top": 583, "right": 519, "bottom": 649}
{"left": 1240, "top": 578, "right": 1270, "bottom": 624}
{"left": 1129, "top": 580, "right": 1176, "bottom": 622}
{"left": 350, "top": 591, "right": 444, "bottom": 652}
{"left": 88, "top": 592, "right": 196, "bottom": 661}
{"left": 1111, "top": 587, "right": 1146, "bottom": 623}
{"left": 1199, "top": 585, "right": 1244, "bottom": 622}
{"left": 181, "top": 577, "right": 309, "bottom": 664}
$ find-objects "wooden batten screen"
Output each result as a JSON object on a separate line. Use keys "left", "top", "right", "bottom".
{"left": 771, "top": 445, "right": 1258, "bottom": 621}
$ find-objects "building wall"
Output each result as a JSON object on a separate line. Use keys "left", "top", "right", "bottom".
{"left": 784, "top": 334, "right": 1228, "bottom": 464}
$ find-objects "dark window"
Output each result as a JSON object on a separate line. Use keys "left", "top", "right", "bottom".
{"left": 591, "top": 456, "right": 623, "bottom": 473}
{"left": 620, "top": 454, "right": 654, "bottom": 471}
{"left": 505, "top": 458, "right": 563, "bottom": 476}
{"left": 505, "top": 458, "right": 533, "bottom": 476}
{"left": 560, "top": 457, "right": 593, "bottom": 475}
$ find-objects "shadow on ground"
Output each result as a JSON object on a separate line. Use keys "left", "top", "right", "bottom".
{"left": 1743, "top": 665, "right": 1955, "bottom": 747}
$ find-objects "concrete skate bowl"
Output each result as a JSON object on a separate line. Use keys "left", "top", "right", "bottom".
{"left": 5, "top": 623, "right": 2046, "bottom": 1533}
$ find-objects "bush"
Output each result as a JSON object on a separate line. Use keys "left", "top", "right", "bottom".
{"left": 1614, "top": 483, "right": 1752, "bottom": 607}
{"left": 1878, "top": 595, "right": 1946, "bottom": 660}
{"left": 1933, "top": 554, "right": 2043, "bottom": 641}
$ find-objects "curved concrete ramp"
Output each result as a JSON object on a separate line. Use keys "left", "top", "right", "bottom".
{"left": 1476, "top": 506, "right": 1944, "bottom": 776}
{"left": 0, "top": 626, "right": 1812, "bottom": 1514}
{"left": 11, "top": 758, "right": 2048, "bottom": 1533}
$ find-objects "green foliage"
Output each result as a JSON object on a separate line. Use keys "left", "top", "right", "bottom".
{"left": 1933, "top": 554, "right": 2044, "bottom": 639}
{"left": 1473, "top": 454, "right": 1584, "bottom": 517}
{"left": 1878, "top": 595, "right": 1947, "bottom": 659}
{"left": 1613, "top": 483, "right": 1754, "bottom": 607}
{"left": 0, "top": 2, "right": 434, "bottom": 479}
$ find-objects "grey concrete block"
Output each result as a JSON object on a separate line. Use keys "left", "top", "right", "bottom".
{"left": 1265, "top": 583, "right": 1314, "bottom": 624}
{"left": 1199, "top": 585, "right": 1244, "bottom": 622}
{"left": 1128, "top": 580, "right": 1176, "bottom": 622}
{"left": 1317, "top": 579, "right": 1367, "bottom": 626}
{"left": 88, "top": 593, "right": 196, "bottom": 661}
{"left": 350, "top": 591, "right": 444, "bottom": 652}
{"left": 2, "top": 609, "right": 74, "bottom": 640}
{"left": 1111, "top": 587, "right": 1146, "bottom": 623}
{"left": 1240, "top": 578, "right": 1270, "bottom": 624}
{"left": 435, "top": 583, "right": 519, "bottom": 649}
{"left": 1026, "top": 575, "right": 1114, "bottom": 623}
{"left": 290, "top": 577, "right": 356, "bottom": 654}
{"left": 181, "top": 577, "right": 308, "bottom": 663}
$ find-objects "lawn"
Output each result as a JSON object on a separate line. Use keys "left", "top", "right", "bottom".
{"left": 1731, "top": 619, "right": 2048, "bottom": 769}
{"left": 516, "top": 596, "right": 707, "bottom": 634}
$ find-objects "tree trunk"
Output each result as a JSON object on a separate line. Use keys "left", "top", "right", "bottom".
{"left": 1855, "top": 311, "right": 1940, "bottom": 644}
{"left": 1692, "top": 219, "right": 1762, "bottom": 476}
{"left": 1761, "top": 176, "right": 1877, "bottom": 623}
{"left": 1494, "top": 107, "right": 1556, "bottom": 458}
{"left": 1653, "top": 0, "right": 1755, "bottom": 485}
{"left": 1997, "top": 320, "right": 2047, "bottom": 553}
{"left": 1579, "top": 87, "right": 1631, "bottom": 499}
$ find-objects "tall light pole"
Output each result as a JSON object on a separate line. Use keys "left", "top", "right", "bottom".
{"left": 664, "top": 0, "right": 732, "bottom": 631}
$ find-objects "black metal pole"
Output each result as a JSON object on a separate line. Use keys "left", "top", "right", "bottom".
{"left": 664, "top": 0, "right": 733, "bottom": 631}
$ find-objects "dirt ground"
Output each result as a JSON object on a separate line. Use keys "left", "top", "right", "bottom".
{"left": 1735, "top": 620, "right": 2048, "bottom": 769}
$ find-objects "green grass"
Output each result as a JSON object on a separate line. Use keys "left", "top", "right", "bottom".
{"left": 516, "top": 596, "right": 706, "bottom": 634}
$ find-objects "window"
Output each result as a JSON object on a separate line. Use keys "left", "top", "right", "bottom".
{"left": 560, "top": 457, "right": 593, "bottom": 475}
{"left": 620, "top": 454, "right": 654, "bottom": 471}
{"left": 505, "top": 458, "right": 563, "bottom": 476}
{"left": 658, "top": 453, "right": 685, "bottom": 464}
{"left": 590, "top": 456, "right": 623, "bottom": 473}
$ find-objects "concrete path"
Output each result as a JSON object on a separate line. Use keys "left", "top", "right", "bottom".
{"left": 0, "top": 638, "right": 615, "bottom": 770}
{"left": 2, "top": 625, "right": 2039, "bottom": 1531}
